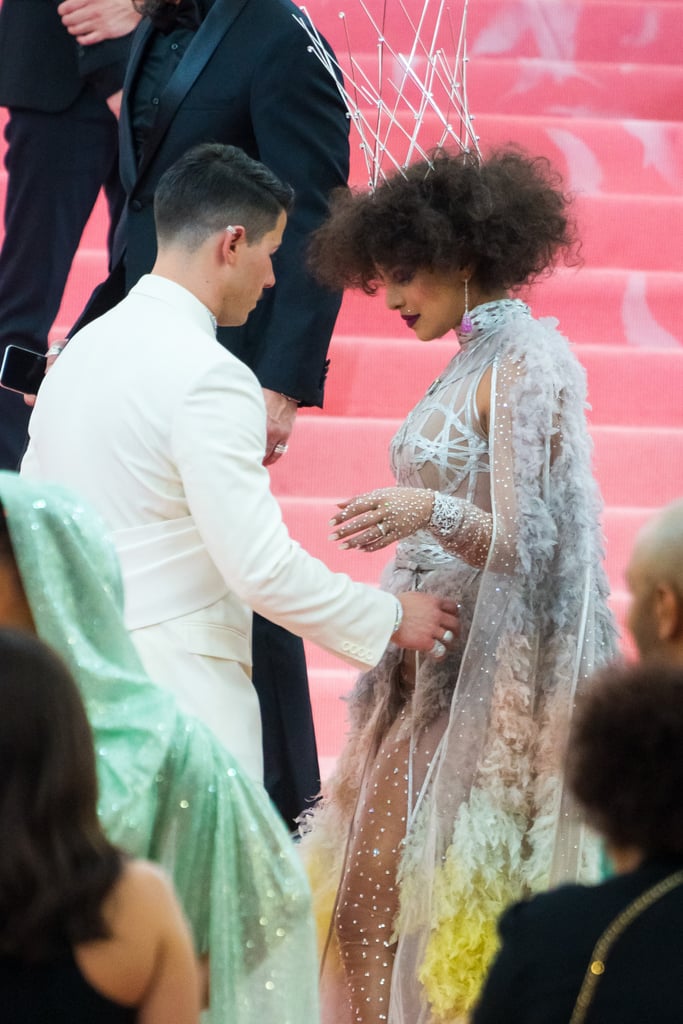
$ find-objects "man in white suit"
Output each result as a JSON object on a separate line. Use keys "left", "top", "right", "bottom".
{"left": 23, "top": 143, "right": 458, "bottom": 785}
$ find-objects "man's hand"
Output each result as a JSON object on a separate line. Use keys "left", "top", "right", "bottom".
{"left": 107, "top": 89, "right": 123, "bottom": 117}
{"left": 330, "top": 487, "right": 434, "bottom": 552}
{"left": 392, "top": 592, "right": 459, "bottom": 657}
{"left": 262, "top": 388, "right": 298, "bottom": 466}
{"left": 23, "top": 341, "right": 68, "bottom": 407}
{"left": 57, "top": 0, "right": 141, "bottom": 45}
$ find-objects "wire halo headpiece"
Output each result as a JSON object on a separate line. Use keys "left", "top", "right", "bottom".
{"left": 295, "top": 0, "right": 481, "bottom": 191}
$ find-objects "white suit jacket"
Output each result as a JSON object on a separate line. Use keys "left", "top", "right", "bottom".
{"left": 23, "top": 276, "right": 397, "bottom": 776}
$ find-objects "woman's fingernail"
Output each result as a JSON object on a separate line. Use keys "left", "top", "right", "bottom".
{"left": 328, "top": 533, "right": 338, "bottom": 541}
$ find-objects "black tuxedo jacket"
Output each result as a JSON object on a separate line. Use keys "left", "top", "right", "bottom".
{"left": 472, "top": 857, "right": 683, "bottom": 1024}
{"left": 82, "top": 0, "right": 350, "bottom": 405}
{"left": 0, "top": 0, "right": 133, "bottom": 110}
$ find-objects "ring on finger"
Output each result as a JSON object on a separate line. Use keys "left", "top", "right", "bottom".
{"left": 377, "top": 522, "right": 387, "bottom": 537}
{"left": 429, "top": 640, "right": 446, "bottom": 659}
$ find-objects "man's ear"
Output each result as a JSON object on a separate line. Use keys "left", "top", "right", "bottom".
{"left": 654, "top": 582, "right": 683, "bottom": 641}
{"left": 219, "top": 225, "right": 246, "bottom": 262}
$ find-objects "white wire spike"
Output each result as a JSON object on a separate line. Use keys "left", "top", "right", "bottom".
{"left": 295, "top": 0, "right": 481, "bottom": 191}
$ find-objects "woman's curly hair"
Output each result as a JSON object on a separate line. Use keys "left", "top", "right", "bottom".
{"left": 566, "top": 662, "right": 683, "bottom": 857}
{"left": 310, "top": 147, "right": 579, "bottom": 294}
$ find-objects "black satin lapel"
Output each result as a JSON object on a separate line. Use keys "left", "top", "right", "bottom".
{"left": 135, "top": 0, "right": 250, "bottom": 184}
{"left": 118, "top": 19, "right": 155, "bottom": 194}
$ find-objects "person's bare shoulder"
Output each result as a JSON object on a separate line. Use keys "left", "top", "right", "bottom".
{"left": 93, "top": 858, "right": 201, "bottom": 1021}
{"left": 112, "top": 859, "right": 182, "bottom": 922}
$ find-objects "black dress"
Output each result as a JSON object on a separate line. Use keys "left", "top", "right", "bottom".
{"left": 0, "top": 948, "right": 136, "bottom": 1023}
{"left": 472, "top": 857, "right": 683, "bottom": 1024}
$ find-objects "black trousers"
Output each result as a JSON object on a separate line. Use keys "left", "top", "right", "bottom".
{"left": 252, "top": 612, "right": 321, "bottom": 830}
{"left": 0, "top": 86, "right": 123, "bottom": 469}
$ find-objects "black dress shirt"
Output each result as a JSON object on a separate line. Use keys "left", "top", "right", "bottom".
{"left": 131, "top": 0, "right": 211, "bottom": 162}
{"left": 148, "top": 0, "right": 202, "bottom": 33}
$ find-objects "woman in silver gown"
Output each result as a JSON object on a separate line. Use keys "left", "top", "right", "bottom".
{"left": 301, "top": 149, "right": 618, "bottom": 1024}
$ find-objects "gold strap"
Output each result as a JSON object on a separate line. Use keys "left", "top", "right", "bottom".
{"left": 569, "top": 868, "right": 683, "bottom": 1024}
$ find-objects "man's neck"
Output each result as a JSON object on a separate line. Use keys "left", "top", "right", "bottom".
{"left": 148, "top": 267, "right": 219, "bottom": 328}
{"left": 606, "top": 845, "right": 644, "bottom": 875}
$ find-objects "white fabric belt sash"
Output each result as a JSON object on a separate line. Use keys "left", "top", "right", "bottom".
{"left": 113, "top": 516, "right": 228, "bottom": 630}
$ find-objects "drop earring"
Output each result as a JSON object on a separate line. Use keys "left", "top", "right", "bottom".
{"left": 460, "top": 278, "right": 473, "bottom": 335}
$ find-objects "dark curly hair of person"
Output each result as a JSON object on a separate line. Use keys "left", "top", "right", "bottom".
{"left": 566, "top": 662, "right": 683, "bottom": 857}
{"left": 310, "top": 147, "right": 578, "bottom": 294}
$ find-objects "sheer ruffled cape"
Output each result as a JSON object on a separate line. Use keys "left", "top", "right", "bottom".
{"left": 0, "top": 471, "right": 319, "bottom": 1024}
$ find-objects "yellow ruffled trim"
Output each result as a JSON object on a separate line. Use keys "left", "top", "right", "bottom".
{"left": 397, "top": 789, "right": 529, "bottom": 1021}
{"left": 299, "top": 841, "right": 341, "bottom": 956}
{"left": 418, "top": 859, "right": 518, "bottom": 1019}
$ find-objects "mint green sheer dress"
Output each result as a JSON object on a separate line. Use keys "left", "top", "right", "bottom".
{"left": 0, "top": 471, "right": 318, "bottom": 1024}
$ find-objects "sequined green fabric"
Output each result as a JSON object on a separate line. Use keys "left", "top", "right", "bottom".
{"left": 0, "top": 471, "right": 319, "bottom": 1024}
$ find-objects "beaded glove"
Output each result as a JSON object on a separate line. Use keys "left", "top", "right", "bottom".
{"left": 330, "top": 487, "right": 434, "bottom": 552}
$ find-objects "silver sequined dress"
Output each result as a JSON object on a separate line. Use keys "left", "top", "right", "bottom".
{"left": 301, "top": 299, "right": 617, "bottom": 1024}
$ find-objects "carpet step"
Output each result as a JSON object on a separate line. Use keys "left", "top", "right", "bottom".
{"left": 310, "top": 337, "right": 683, "bottom": 424}
{"left": 311, "top": 0, "right": 683, "bottom": 68}
{"left": 271, "top": 420, "right": 683, "bottom": 507}
{"left": 576, "top": 194, "right": 683, "bottom": 271}
{"left": 348, "top": 114, "right": 683, "bottom": 196}
{"left": 340, "top": 55, "right": 683, "bottom": 120}
{"left": 469, "top": 0, "right": 683, "bottom": 67}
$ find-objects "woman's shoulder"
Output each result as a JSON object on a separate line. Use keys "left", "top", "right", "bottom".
{"left": 88, "top": 859, "right": 183, "bottom": 956}
{"left": 75, "top": 859, "right": 189, "bottom": 1009}
{"left": 118, "top": 858, "right": 171, "bottom": 888}
{"left": 499, "top": 305, "right": 576, "bottom": 365}
{"left": 105, "top": 859, "right": 177, "bottom": 921}
{"left": 495, "top": 305, "right": 586, "bottom": 406}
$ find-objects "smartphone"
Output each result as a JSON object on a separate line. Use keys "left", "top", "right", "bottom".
{"left": 0, "top": 345, "right": 48, "bottom": 396}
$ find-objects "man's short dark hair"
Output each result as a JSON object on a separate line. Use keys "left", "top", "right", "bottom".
{"left": 154, "top": 143, "right": 294, "bottom": 251}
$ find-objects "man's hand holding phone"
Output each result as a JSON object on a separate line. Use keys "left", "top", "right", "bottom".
{"left": 0, "top": 342, "right": 67, "bottom": 406}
